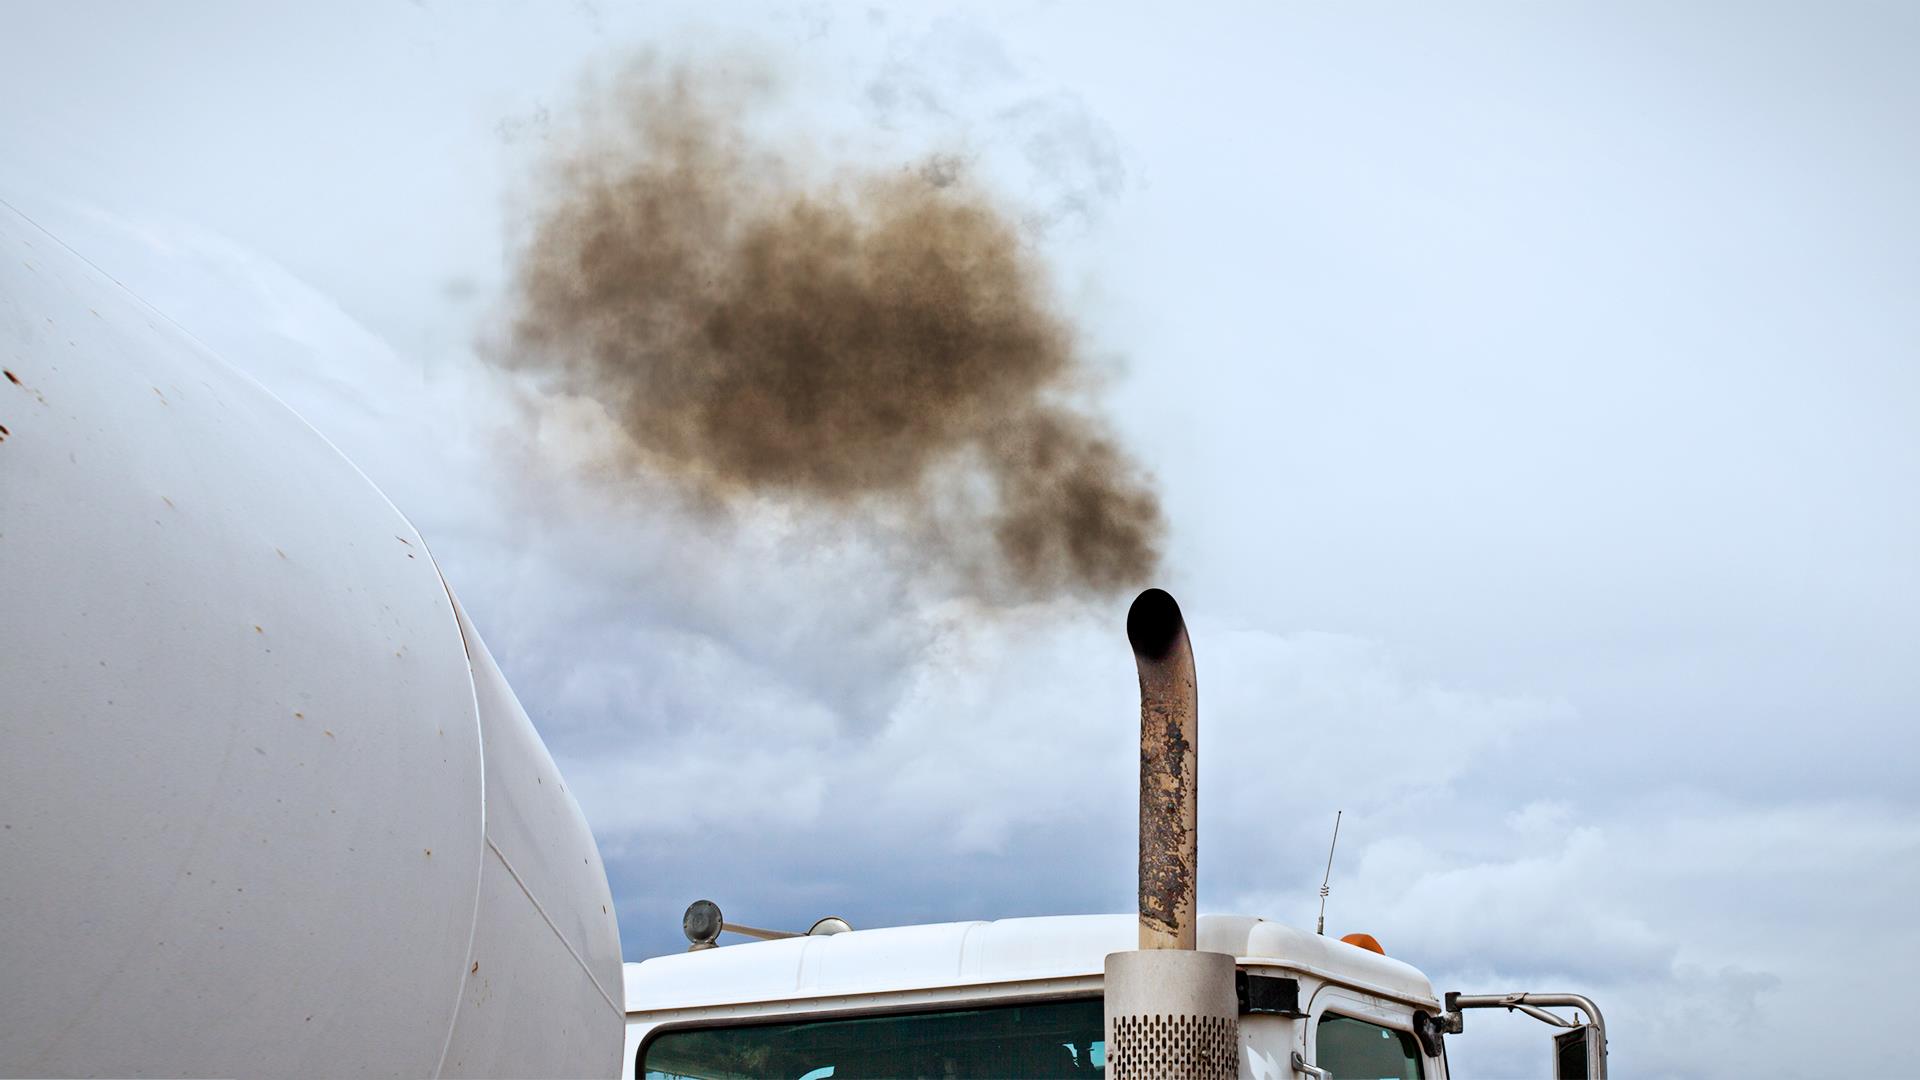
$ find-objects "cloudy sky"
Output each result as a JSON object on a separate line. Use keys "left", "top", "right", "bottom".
{"left": 5, "top": 2, "right": 1916, "bottom": 1075}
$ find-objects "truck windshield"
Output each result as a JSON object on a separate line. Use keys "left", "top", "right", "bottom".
{"left": 641, "top": 998, "right": 1106, "bottom": 1079}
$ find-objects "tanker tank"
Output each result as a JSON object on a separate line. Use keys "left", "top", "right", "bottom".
{"left": 0, "top": 201, "right": 624, "bottom": 1078}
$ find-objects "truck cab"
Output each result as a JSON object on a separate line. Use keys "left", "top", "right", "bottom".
{"left": 624, "top": 913, "right": 1448, "bottom": 1079}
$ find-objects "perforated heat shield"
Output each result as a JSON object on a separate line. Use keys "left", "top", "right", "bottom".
{"left": 1103, "top": 950, "right": 1240, "bottom": 1079}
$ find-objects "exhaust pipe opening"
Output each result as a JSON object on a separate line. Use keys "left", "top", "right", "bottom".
{"left": 1126, "top": 586, "right": 1186, "bottom": 662}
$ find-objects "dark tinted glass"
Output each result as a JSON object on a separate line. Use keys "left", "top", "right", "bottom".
{"left": 1315, "top": 1014, "right": 1423, "bottom": 1080}
{"left": 1555, "top": 1028, "right": 1589, "bottom": 1078}
{"left": 642, "top": 998, "right": 1105, "bottom": 1079}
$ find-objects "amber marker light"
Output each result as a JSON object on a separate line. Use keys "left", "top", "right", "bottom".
{"left": 1339, "top": 932, "right": 1386, "bottom": 955}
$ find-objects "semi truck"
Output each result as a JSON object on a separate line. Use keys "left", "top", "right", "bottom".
{"left": 0, "top": 200, "right": 1604, "bottom": 1078}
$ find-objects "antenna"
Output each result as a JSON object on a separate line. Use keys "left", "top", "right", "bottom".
{"left": 1316, "top": 810, "right": 1342, "bottom": 936}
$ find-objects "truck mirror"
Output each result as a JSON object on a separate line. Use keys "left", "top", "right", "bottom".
{"left": 1411, "top": 1009, "right": 1444, "bottom": 1058}
{"left": 1555, "top": 1025, "right": 1601, "bottom": 1079}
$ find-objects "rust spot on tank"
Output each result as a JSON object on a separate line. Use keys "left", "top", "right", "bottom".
{"left": 4, "top": 370, "right": 19, "bottom": 385}
{"left": 394, "top": 535, "right": 411, "bottom": 546}
{"left": 323, "top": 730, "right": 335, "bottom": 739}
{"left": 253, "top": 625, "right": 263, "bottom": 634}
{"left": 471, "top": 961, "right": 480, "bottom": 974}
{"left": 293, "top": 711, "right": 304, "bottom": 719}
{"left": 425, "top": 848, "right": 433, "bottom": 857}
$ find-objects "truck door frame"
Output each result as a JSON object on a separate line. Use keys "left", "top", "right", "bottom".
{"left": 1303, "top": 983, "right": 1445, "bottom": 1079}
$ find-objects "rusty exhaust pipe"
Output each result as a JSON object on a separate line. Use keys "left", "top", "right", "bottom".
{"left": 1128, "top": 587, "right": 1198, "bottom": 951}
{"left": 1105, "top": 588, "right": 1236, "bottom": 1079}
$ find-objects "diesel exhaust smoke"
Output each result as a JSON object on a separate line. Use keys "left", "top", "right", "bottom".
{"left": 1105, "top": 588, "right": 1236, "bottom": 1079}
{"left": 505, "top": 60, "right": 1164, "bottom": 599}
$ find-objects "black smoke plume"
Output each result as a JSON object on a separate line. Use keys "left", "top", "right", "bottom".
{"left": 508, "top": 61, "right": 1163, "bottom": 598}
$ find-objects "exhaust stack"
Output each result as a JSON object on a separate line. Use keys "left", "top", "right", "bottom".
{"left": 1103, "top": 588, "right": 1238, "bottom": 1079}
{"left": 1128, "top": 587, "right": 1199, "bottom": 950}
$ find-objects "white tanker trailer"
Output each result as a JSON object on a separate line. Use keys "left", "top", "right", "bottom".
{"left": 0, "top": 202, "right": 622, "bottom": 1077}
{"left": 0, "top": 201, "right": 1604, "bottom": 1079}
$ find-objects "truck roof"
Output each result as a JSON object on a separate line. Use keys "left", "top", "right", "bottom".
{"left": 624, "top": 913, "right": 1439, "bottom": 1014}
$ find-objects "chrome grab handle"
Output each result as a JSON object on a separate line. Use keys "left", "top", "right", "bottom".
{"left": 1292, "top": 1050, "right": 1332, "bottom": 1080}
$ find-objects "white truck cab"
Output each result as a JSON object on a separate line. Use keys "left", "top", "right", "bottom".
{"left": 624, "top": 913, "right": 1452, "bottom": 1079}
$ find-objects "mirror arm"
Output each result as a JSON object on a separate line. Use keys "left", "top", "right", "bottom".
{"left": 1507, "top": 1001, "right": 1581, "bottom": 1028}
{"left": 1443, "top": 992, "right": 1609, "bottom": 1080}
